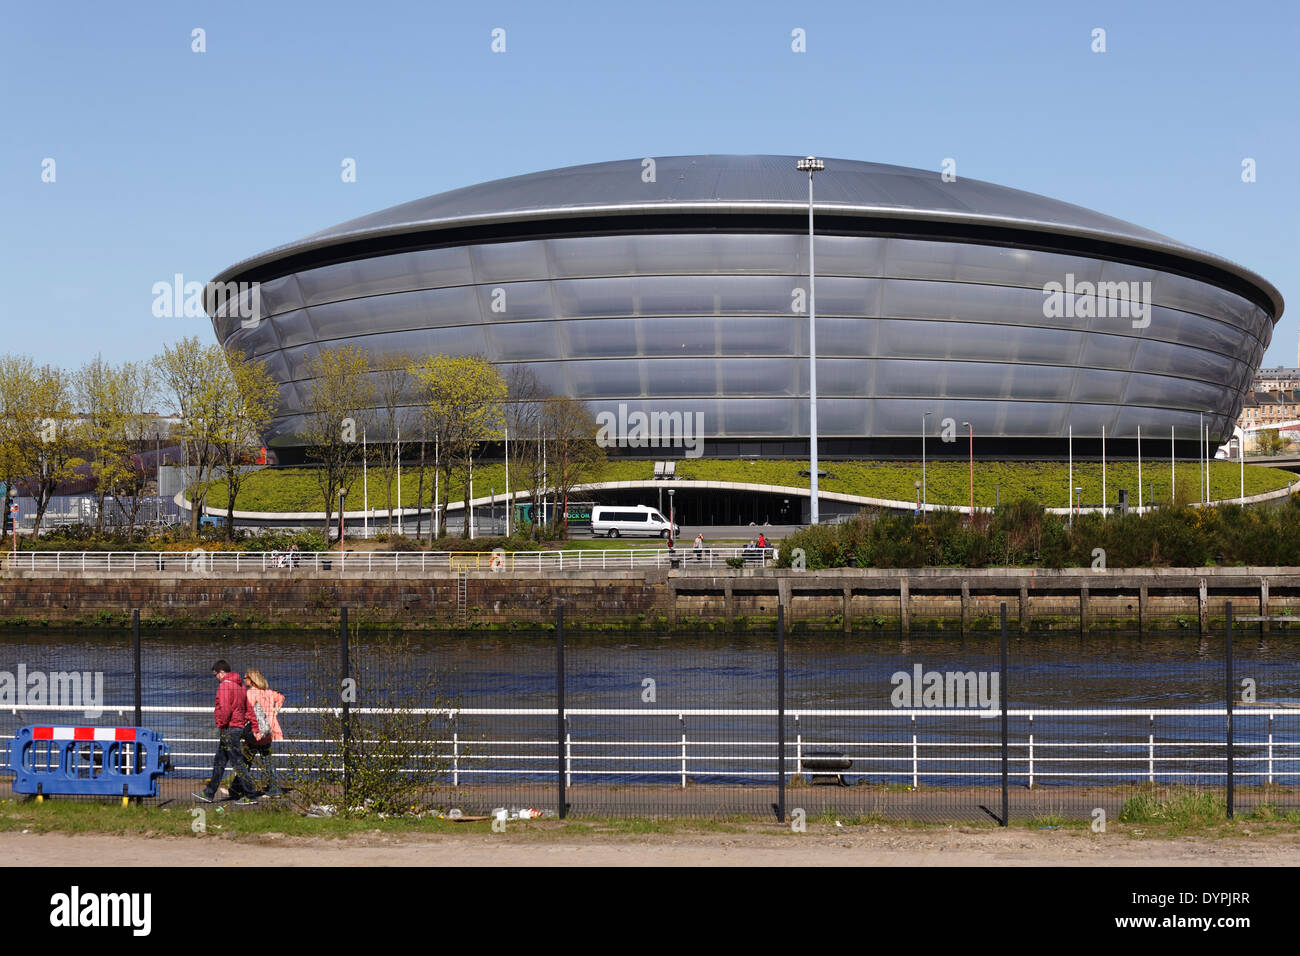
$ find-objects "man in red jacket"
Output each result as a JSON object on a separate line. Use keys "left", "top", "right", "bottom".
{"left": 192, "top": 660, "right": 259, "bottom": 804}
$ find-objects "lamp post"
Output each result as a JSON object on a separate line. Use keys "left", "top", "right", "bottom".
{"left": 338, "top": 491, "right": 346, "bottom": 554}
{"left": 922, "top": 410, "right": 932, "bottom": 515}
{"left": 667, "top": 488, "right": 675, "bottom": 550}
{"left": 914, "top": 480, "right": 921, "bottom": 521}
{"left": 961, "top": 421, "right": 973, "bottom": 519}
{"left": 797, "top": 155, "right": 824, "bottom": 524}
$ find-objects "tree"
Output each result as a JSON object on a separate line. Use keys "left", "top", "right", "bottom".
{"left": 155, "top": 338, "right": 229, "bottom": 533}
{"left": 370, "top": 353, "right": 416, "bottom": 533}
{"left": 300, "top": 345, "right": 375, "bottom": 538}
{"left": 0, "top": 357, "right": 83, "bottom": 538}
{"left": 211, "top": 349, "right": 279, "bottom": 540}
{"left": 539, "top": 397, "right": 605, "bottom": 536}
{"left": 503, "top": 365, "right": 545, "bottom": 535}
{"left": 409, "top": 356, "right": 505, "bottom": 536}
{"left": 1256, "top": 428, "right": 1292, "bottom": 457}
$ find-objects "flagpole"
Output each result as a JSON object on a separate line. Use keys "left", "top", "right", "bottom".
{"left": 1101, "top": 425, "right": 1107, "bottom": 518}
{"left": 362, "top": 426, "right": 369, "bottom": 539}
{"left": 1068, "top": 425, "right": 1073, "bottom": 527}
{"left": 504, "top": 425, "right": 511, "bottom": 537}
{"left": 396, "top": 426, "right": 402, "bottom": 535}
{"left": 1137, "top": 425, "right": 1143, "bottom": 514}
{"left": 1239, "top": 427, "right": 1245, "bottom": 505}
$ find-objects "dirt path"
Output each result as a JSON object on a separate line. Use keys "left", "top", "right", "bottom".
{"left": 5, "top": 827, "right": 1300, "bottom": 866}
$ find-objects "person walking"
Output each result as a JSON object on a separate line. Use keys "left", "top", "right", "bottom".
{"left": 241, "top": 668, "right": 286, "bottom": 798}
{"left": 693, "top": 532, "right": 704, "bottom": 563}
{"left": 192, "top": 660, "right": 259, "bottom": 805}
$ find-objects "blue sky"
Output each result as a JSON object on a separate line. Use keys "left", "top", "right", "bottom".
{"left": 2, "top": 0, "right": 1297, "bottom": 368}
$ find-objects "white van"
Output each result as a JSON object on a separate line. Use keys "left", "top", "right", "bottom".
{"left": 590, "top": 505, "right": 678, "bottom": 539}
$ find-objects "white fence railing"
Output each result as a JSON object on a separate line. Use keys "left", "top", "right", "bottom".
{"left": 1, "top": 547, "right": 776, "bottom": 573}
{"left": 4, "top": 705, "right": 1297, "bottom": 789}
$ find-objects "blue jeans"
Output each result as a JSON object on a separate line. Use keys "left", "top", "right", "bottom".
{"left": 204, "top": 727, "right": 258, "bottom": 798}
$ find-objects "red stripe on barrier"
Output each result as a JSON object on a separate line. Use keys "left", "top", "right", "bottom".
{"left": 33, "top": 727, "right": 53, "bottom": 740}
{"left": 73, "top": 728, "right": 94, "bottom": 740}
{"left": 114, "top": 728, "right": 136, "bottom": 741}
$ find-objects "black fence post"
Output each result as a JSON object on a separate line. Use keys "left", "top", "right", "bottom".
{"left": 777, "top": 603, "right": 786, "bottom": 823}
{"left": 341, "top": 605, "right": 351, "bottom": 804}
{"left": 557, "top": 602, "right": 566, "bottom": 819}
{"left": 1226, "top": 601, "right": 1234, "bottom": 820}
{"left": 132, "top": 608, "right": 142, "bottom": 728}
{"left": 1000, "top": 602, "right": 1009, "bottom": 827}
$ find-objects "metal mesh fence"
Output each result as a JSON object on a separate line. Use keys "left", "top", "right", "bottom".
{"left": 0, "top": 602, "right": 1282, "bottom": 822}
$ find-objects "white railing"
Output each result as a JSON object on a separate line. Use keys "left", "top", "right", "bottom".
{"left": 1, "top": 547, "right": 776, "bottom": 573}
{"left": 4, "top": 705, "right": 1296, "bottom": 790}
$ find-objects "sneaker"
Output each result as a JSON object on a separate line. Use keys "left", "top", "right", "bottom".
{"left": 233, "top": 797, "right": 258, "bottom": 806}
{"left": 192, "top": 791, "right": 214, "bottom": 803}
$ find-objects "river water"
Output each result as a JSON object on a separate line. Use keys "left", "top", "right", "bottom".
{"left": 2, "top": 628, "right": 1298, "bottom": 791}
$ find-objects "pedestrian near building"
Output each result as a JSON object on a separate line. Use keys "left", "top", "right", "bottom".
{"left": 192, "top": 660, "right": 259, "bottom": 805}
{"left": 241, "top": 668, "right": 286, "bottom": 799}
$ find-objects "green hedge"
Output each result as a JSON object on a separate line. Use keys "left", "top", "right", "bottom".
{"left": 778, "top": 495, "right": 1300, "bottom": 569}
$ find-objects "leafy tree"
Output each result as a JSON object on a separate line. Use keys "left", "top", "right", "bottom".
{"left": 300, "top": 345, "right": 375, "bottom": 538}
{"left": 1256, "top": 428, "right": 1292, "bottom": 457}
{"left": 409, "top": 355, "right": 505, "bottom": 537}
{"left": 0, "top": 357, "right": 84, "bottom": 538}
{"left": 155, "top": 338, "right": 229, "bottom": 533}
{"left": 211, "top": 349, "right": 279, "bottom": 540}
{"left": 369, "top": 353, "right": 416, "bottom": 533}
{"left": 539, "top": 397, "right": 605, "bottom": 537}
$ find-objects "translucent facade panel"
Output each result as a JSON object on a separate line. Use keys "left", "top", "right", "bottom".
{"left": 564, "top": 318, "right": 639, "bottom": 357}
{"left": 1133, "top": 339, "right": 1240, "bottom": 386}
{"left": 565, "top": 360, "right": 645, "bottom": 398}
{"left": 1144, "top": 306, "right": 1252, "bottom": 357}
{"left": 640, "top": 318, "right": 718, "bottom": 356}
{"left": 295, "top": 247, "right": 474, "bottom": 306}
{"left": 1150, "top": 270, "right": 1258, "bottom": 328}
{"left": 815, "top": 399, "right": 869, "bottom": 436}
{"left": 628, "top": 234, "right": 800, "bottom": 275}
{"left": 1004, "top": 364, "right": 1077, "bottom": 402}
{"left": 306, "top": 287, "right": 481, "bottom": 340}
{"left": 718, "top": 316, "right": 798, "bottom": 355}
{"left": 1124, "top": 374, "right": 1228, "bottom": 411}
{"left": 549, "top": 235, "right": 642, "bottom": 278}
{"left": 271, "top": 309, "right": 317, "bottom": 349}
{"left": 881, "top": 280, "right": 1063, "bottom": 328}
{"left": 720, "top": 359, "right": 796, "bottom": 396}
{"left": 552, "top": 278, "right": 637, "bottom": 318}
{"left": 875, "top": 360, "right": 947, "bottom": 397}
{"left": 486, "top": 321, "right": 560, "bottom": 361}
{"left": 811, "top": 276, "right": 881, "bottom": 317}
{"left": 802, "top": 358, "right": 872, "bottom": 397}
{"left": 1079, "top": 334, "right": 1138, "bottom": 371}
{"left": 814, "top": 318, "right": 877, "bottom": 358}
{"left": 644, "top": 359, "right": 720, "bottom": 396}
{"left": 474, "top": 281, "right": 553, "bottom": 322}
{"left": 228, "top": 317, "right": 281, "bottom": 358}
{"left": 258, "top": 275, "right": 305, "bottom": 317}
{"left": 721, "top": 399, "right": 796, "bottom": 436}
{"left": 807, "top": 236, "right": 885, "bottom": 277}
{"left": 469, "top": 240, "right": 550, "bottom": 283}
{"left": 1071, "top": 367, "right": 1129, "bottom": 404}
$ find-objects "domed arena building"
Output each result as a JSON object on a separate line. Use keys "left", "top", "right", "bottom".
{"left": 208, "top": 155, "right": 1282, "bottom": 464}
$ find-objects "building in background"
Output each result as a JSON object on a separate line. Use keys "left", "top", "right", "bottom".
{"left": 208, "top": 155, "right": 1284, "bottom": 463}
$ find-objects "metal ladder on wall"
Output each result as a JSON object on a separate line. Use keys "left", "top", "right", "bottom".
{"left": 456, "top": 571, "right": 468, "bottom": 621}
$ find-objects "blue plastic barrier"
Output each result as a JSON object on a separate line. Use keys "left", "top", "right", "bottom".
{"left": 3, "top": 725, "right": 171, "bottom": 802}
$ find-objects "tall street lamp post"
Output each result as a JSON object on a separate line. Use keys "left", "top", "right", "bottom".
{"left": 798, "top": 155, "right": 824, "bottom": 524}
{"left": 922, "top": 410, "right": 932, "bottom": 516}
{"left": 961, "top": 421, "right": 974, "bottom": 519}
